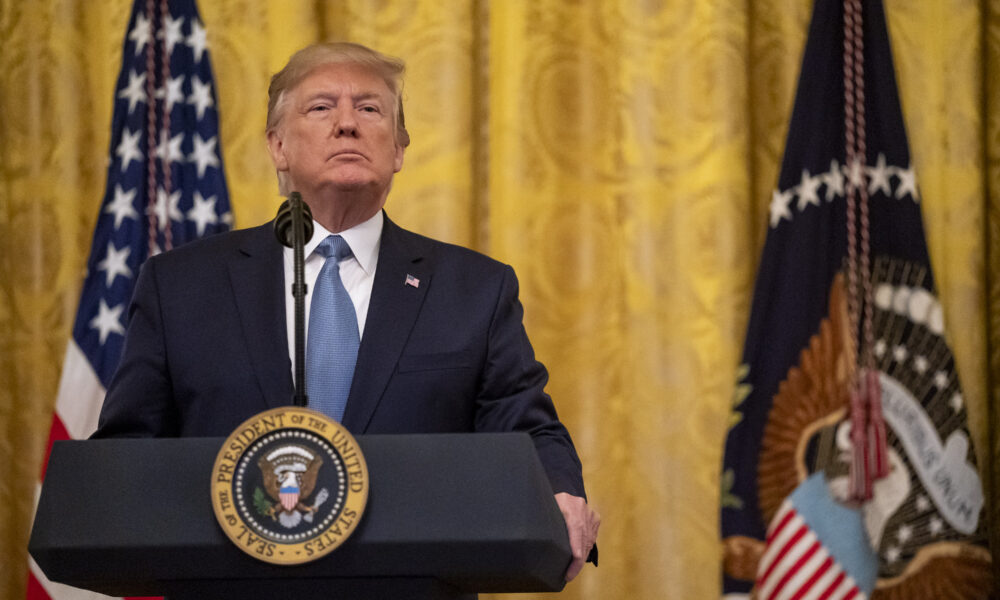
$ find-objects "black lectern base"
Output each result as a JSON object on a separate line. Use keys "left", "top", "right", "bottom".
{"left": 165, "top": 577, "right": 474, "bottom": 600}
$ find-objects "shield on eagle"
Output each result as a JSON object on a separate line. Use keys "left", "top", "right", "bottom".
{"left": 278, "top": 471, "right": 300, "bottom": 512}
{"left": 258, "top": 444, "right": 322, "bottom": 517}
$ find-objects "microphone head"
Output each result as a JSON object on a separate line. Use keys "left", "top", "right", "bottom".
{"left": 274, "top": 192, "right": 314, "bottom": 248}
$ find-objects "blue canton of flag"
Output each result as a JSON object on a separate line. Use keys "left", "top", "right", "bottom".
{"left": 73, "top": 0, "right": 232, "bottom": 387}
{"left": 719, "top": 1, "right": 990, "bottom": 599}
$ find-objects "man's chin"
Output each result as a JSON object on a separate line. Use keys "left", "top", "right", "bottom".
{"left": 330, "top": 180, "right": 379, "bottom": 194}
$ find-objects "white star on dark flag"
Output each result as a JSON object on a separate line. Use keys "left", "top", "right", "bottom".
{"left": 89, "top": 299, "right": 125, "bottom": 345}
{"left": 189, "top": 133, "right": 219, "bottom": 177}
{"left": 187, "top": 191, "right": 218, "bottom": 235}
{"left": 118, "top": 70, "right": 147, "bottom": 114}
{"left": 105, "top": 184, "right": 138, "bottom": 228}
{"left": 97, "top": 242, "right": 133, "bottom": 287}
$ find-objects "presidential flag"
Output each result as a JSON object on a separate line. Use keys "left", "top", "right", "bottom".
{"left": 720, "top": 1, "right": 991, "bottom": 598}
{"left": 28, "top": 1, "right": 231, "bottom": 598}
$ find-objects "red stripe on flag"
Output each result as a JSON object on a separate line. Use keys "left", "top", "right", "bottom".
{"left": 835, "top": 586, "right": 862, "bottom": 600}
{"left": 816, "top": 571, "right": 846, "bottom": 600}
{"left": 767, "top": 540, "right": 821, "bottom": 600}
{"left": 40, "top": 414, "right": 71, "bottom": 480}
{"left": 25, "top": 571, "right": 52, "bottom": 600}
{"left": 758, "top": 522, "right": 808, "bottom": 587}
{"left": 766, "top": 507, "right": 796, "bottom": 544}
{"left": 788, "top": 555, "right": 834, "bottom": 600}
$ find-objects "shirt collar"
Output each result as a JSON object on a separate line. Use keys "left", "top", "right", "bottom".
{"left": 303, "top": 210, "right": 383, "bottom": 275}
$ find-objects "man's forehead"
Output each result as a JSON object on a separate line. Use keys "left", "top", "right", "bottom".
{"left": 292, "top": 63, "right": 392, "bottom": 99}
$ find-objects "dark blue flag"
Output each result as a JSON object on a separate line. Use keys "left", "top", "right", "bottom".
{"left": 720, "top": 1, "right": 991, "bottom": 598}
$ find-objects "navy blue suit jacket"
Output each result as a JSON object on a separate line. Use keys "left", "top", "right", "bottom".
{"left": 94, "top": 215, "right": 585, "bottom": 497}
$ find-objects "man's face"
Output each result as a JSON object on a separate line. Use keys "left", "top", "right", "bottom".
{"left": 267, "top": 62, "right": 404, "bottom": 212}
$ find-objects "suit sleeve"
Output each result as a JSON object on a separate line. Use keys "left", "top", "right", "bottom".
{"left": 92, "top": 257, "right": 181, "bottom": 438}
{"left": 475, "top": 265, "right": 586, "bottom": 497}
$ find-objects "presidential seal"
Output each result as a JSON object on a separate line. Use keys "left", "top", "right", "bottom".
{"left": 211, "top": 406, "right": 369, "bottom": 565}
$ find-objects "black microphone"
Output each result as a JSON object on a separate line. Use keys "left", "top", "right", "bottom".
{"left": 273, "top": 192, "right": 313, "bottom": 406}
{"left": 274, "top": 192, "right": 314, "bottom": 248}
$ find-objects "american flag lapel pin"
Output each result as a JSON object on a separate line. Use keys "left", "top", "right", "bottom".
{"left": 405, "top": 274, "right": 420, "bottom": 288}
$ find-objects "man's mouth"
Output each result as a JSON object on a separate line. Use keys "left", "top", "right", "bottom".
{"left": 331, "top": 150, "right": 365, "bottom": 160}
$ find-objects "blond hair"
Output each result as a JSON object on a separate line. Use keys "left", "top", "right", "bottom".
{"left": 266, "top": 42, "right": 410, "bottom": 147}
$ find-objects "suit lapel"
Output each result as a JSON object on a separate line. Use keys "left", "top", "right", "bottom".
{"left": 227, "top": 223, "right": 294, "bottom": 409}
{"left": 342, "top": 216, "right": 430, "bottom": 432}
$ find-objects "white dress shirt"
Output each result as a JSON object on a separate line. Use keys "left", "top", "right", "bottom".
{"left": 283, "top": 210, "right": 383, "bottom": 378}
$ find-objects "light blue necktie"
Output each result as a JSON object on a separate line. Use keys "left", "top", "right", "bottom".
{"left": 306, "top": 235, "right": 359, "bottom": 422}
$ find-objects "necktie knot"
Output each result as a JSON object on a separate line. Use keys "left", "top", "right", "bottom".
{"left": 315, "top": 235, "right": 353, "bottom": 262}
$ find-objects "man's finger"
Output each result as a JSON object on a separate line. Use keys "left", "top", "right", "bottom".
{"left": 565, "top": 554, "right": 585, "bottom": 581}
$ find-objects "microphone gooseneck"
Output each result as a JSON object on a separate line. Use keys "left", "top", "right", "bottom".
{"left": 274, "top": 192, "right": 313, "bottom": 407}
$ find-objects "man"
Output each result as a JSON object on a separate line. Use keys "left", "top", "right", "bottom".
{"left": 95, "top": 42, "right": 599, "bottom": 580}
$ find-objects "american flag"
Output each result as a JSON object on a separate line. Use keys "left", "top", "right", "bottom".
{"left": 28, "top": 1, "right": 231, "bottom": 598}
{"left": 720, "top": 0, "right": 990, "bottom": 598}
{"left": 755, "top": 474, "right": 874, "bottom": 600}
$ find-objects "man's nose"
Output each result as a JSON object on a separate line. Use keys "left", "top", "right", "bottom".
{"left": 333, "top": 106, "right": 359, "bottom": 137}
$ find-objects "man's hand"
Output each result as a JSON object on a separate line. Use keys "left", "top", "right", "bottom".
{"left": 554, "top": 492, "right": 600, "bottom": 581}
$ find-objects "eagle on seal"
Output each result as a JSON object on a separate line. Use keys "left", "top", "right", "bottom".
{"left": 258, "top": 446, "right": 323, "bottom": 520}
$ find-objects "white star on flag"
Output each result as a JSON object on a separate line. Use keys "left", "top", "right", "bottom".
{"left": 796, "top": 169, "right": 822, "bottom": 210}
{"left": 96, "top": 242, "right": 133, "bottom": 287}
{"left": 821, "top": 159, "right": 845, "bottom": 201}
{"left": 844, "top": 157, "right": 865, "bottom": 190}
{"left": 866, "top": 152, "right": 891, "bottom": 196}
{"left": 188, "top": 75, "right": 214, "bottom": 120}
{"left": 105, "top": 184, "right": 138, "bottom": 228}
{"left": 157, "top": 14, "right": 185, "bottom": 54}
{"left": 128, "top": 11, "right": 151, "bottom": 55}
{"left": 151, "top": 187, "right": 184, "bottom": 230}
{"left": 116, "top": 127, "right": 143, "bottom": 171}
{"left": 929, "top": 517, "right": 944, "bottom": 536}
{"left": 893, "top": 344, "right": 908, "bottom": 362}
{"left": 933, "top": 370, "right": 949, "bottom": 389}
{"left": 769, "top": 188, "right": 794, "bottom": 228}
{"left": 187, "top": 191, "right": 218, "bottom": 235}
{"left": 155, "top": 74, "right": 186, "bottom": 113}
{"left": 88, "top": 299, "right": 125, "bottom": 344}
{"left": 156, "top": 130, "right": 185, "bottom": 164}
{"left": 895, "top": 164, "right": 919, "bottom": 202}
{"left": 118, "top": 70, "right": 147, "bottom": 114}
{"left": 186, "top": 18, "right": 208, "bottom": 63}
{"left": 950, "top": 392, "right": 964, "bottom": 413}
{"left": 896, "top": 524, "right": 913, "bottom": 544}
{"left": 189, "top": 133, "right": 219, "bottom": 177}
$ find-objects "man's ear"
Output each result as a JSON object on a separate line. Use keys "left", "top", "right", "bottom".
{"left": 393, "top": 142, "right": 404, "bottom": 173}
{"left": 266, "top": 129, "right": 288, "bottom": 171}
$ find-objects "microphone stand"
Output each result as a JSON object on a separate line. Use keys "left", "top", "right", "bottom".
{"left": 273, "top": 192, "right": 314, "bottom": 406}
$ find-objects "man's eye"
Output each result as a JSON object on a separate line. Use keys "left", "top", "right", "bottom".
{"left": 309, "top": 105, "right": 330, "bottom": 112}
{"left": 360, "top": 106, "right": 379, "bottom": 113}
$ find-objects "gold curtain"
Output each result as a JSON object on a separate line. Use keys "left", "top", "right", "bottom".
{"left": 1, "top": 1, "right": 997, "bottom": 598}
